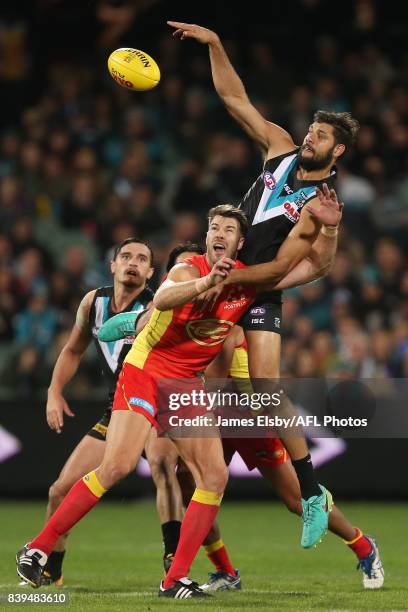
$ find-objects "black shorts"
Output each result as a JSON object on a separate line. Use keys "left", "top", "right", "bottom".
{"left": 238, "top": 294, "right": 283, "bottom": 334}
{"left": 87, "top": 406, "right": 148, "bottom": 461}
{"left": 87, "top": 406, "right": 111, "bottom": 441}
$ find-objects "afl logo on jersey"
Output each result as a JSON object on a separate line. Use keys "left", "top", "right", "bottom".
{"left": 263, "top": 171, "right": 276, "bottom": 190}
{"left": 186, "top": 319, "right": 234, "bottom": 346}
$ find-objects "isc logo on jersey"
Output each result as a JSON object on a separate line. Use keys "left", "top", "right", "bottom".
{"left": 186, "top": 319, "right": 234, "bottom": 346}
{"left": 263, "top": 171, "right": 276, "bottom": 190}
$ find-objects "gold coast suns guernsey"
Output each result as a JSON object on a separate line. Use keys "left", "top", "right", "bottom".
{"left": 125, "top": 255, "right": 255, "bottom": 378}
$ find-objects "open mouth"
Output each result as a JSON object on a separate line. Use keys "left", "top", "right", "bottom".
{"left": 125, "top": 269, "right": 139, "bottom": 277}
{"left": 213, "top": 242, "right": 226, "bottom": 255}
{"left": 303, "top": 145, "right": 314, "bottom": 153}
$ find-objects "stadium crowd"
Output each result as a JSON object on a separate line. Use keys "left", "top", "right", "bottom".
{"left": 0, "top": 0, "right": 407, "bottom": 396}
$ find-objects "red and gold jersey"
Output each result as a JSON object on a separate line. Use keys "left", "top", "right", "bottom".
{"left": 125, "top": 254, "right": 255, "bottom": 378}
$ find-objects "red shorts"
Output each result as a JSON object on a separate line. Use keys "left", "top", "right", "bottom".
{"left": 223, "top": 437, "right": 288, "bottom": 471}
{"left": 113, "top": 362, "right": 208, "bottom": 432}
{"left": 113, "top": 362, "right": 159, "bottom": 427}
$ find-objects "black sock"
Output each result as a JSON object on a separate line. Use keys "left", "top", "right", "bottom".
{"left": 44, "top": 550, "right": 65, "bottom": 580}
{"left": 292, "top": 454, "right": 321, "bottom": 499}
{"left": 161, "top": 521, "right": 181, "bottom": 557}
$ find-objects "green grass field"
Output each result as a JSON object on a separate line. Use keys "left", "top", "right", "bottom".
{"left": 0, "top": 500, "right": 406, "bottom": 611}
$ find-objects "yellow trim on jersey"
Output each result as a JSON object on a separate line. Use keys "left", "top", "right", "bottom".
{"left": 205, "top": 539, "right": 224, "bottom": 554}
{"left": 192, "top": 488, "right": 223, "bottom": 506}
{"left": 82, "top": 471, "right": 107, "bottom": 498}
{"left": 125, "top": 308, "right": 173, "bottom": 369}
{"left": 229, "top": 345, "right": 249, "bottom": 379}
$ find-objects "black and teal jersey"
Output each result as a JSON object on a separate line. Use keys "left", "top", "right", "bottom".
{"left": 89, "top": 285, "right": 153, "bottom": 404}
{"left": 239, "top": 148, "right": 337, "bottom": 267}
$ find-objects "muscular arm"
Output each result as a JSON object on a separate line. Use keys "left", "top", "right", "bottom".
{"left": 48, "top": 291, "right": 94, "bottom": 394}
{"left": 153, "top": 258, "right": 232, "bottom": 311}
{"left": 228, "top": 199, "right": 321, "bottom": 287}
{"left": 228, "top": 183, "right": 343, "bottom": 287}
{"left": 273, "top": 225, "right": 338, "bottom": 290}
{"left": 47, "top": 290, "right": 95, "bottom": 432}
{"left": 167, "top": 22, "right": 295, "bottom": 157}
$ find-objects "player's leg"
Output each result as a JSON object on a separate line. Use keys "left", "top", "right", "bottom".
{"left": 144, "top": 429, "right": 183, "bottom": 570}
{"left": 258, "top": 460, "right": 384, "bottom": 588}
{"left": 42, "top": 432, "right": 106, "bottom": 584}
{"left": 177, "top": 448, "right": 237, "bottom": 580}
{"left": 16, "top": 363, "right": 154, "bottom": 587}
{"left": 161, "top": 435, "right": 228, "bottom": 594}
{"left": 245, "top": 321, "right": 332, "bottom": 548}
{"left": 17, "top": 410, "right": 151, "bottom": 587}
{"left": 197, "top": 442, "right": 240, "bottom": 591}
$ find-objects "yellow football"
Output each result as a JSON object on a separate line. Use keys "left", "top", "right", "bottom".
{"left": 107, "top": 48, "right": 160, "bottom": 91}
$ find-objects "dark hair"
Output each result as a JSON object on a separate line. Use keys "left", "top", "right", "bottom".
{"left": 113, "top": 237, "right": 154, "bottom": 266}
{"left": 166, "top": 242, "right": 205, "bottom": 272}
{"left": 313, "top": 111, "right": 360, "bottom": 149}
{"left": 207, "top": 204, "right": 249, "bottom": 237}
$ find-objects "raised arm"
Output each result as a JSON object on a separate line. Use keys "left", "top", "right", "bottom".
{"left": 153, "top": 258, "right": 233, "bottom": 311}
{"left": 46, "top": 290, "right": 95, "bottom": 433}
{"left": 167, "top": 21, "right": 295, "bottom": 157}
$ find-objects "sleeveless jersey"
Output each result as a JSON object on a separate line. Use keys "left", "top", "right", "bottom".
{"left": 239, "top": 148, "right": 337, "bottom": 265}
{"left": 89, "top": 285, "right": 154, "bottom": 403}
{"left": 125, "top": 255, "right": 255, "bottom": 378}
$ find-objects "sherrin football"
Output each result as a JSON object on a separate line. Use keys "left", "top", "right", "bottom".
{"left": 107, "top": 48, "right": 160, "bottom": 91}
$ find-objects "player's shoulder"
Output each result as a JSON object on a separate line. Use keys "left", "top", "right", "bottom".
{"left": 264, "top": 147, "right": 300, "bottom": 168}
{"left": 173, "top": 254, "right": 207, "bottom": 275}
{"left": 93, "top": 285, "right": 113, "bottom": 296}
{"left": 166, "top": 256, "right": 204, "bottom": 282}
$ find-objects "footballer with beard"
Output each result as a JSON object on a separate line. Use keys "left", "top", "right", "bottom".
{"left": 168, "top": 20, "right": 360, "bottom": 549}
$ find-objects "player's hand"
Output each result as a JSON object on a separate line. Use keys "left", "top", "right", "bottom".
{"left": 46, "top": 390, "right": 75, "bottom": 434}
{"left": 305, "top": 183, "right": 344, "bottom": 228}
{"left": 208, "top": 257, "right": 234, "bottom": 287}
{"left": 193, "top": 283, "right": 225, "bottom": 312}
{"left": 167, "top": 21, "right": 219, "bottom": 45}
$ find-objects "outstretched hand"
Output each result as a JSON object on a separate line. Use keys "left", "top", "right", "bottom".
{"left": 305, "top": 183, "right": 344, "bottom": 228}
{"left": 167, "top": 21, "right": 219, "bottom": 45}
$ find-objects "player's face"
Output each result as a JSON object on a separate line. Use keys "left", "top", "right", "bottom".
{"left": 299, "top": 122, "right": 344, "bottom": 171}
{"left": 206, "top": 215, "right": 244, "bottom": 265}
{"left": 111, "top": 243, "right": 154, "bottom": 287}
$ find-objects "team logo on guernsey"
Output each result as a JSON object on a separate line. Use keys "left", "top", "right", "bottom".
{"left": 186, "top": 319, "right": 234, "bottom": 346}
{"left": 263, "top": 171, "right": 276, "bottom": 190}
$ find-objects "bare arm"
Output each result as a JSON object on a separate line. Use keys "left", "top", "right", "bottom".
{"left": 228, "top": 203, "right": 321, "bottom": 287}
{"left": 273, "top": 225, "right": 338, "bottom": 290}
{"left": 167, "top": 21, "right": 295, "bottom": 157}
{"left": 204, "top": 327, "right": 242, "bottom": 379}
{"left": 47, "top": 291, "right": 95, "bottom": 433}
{"left": 227, "top": 184, "right": 343, "bottom": 287}
{"left": 153, "top": 258, "right": 233, "bottom": 311}
{"left": 273, "top": 186, "right": 343, "bottom": 289}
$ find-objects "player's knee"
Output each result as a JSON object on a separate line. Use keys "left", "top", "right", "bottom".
{"left": 49, "top": 480, "right": 68, "bottom": 505}
{"left": 100, "top": 459, "right": 133, "bottom": 486}
{"left": 149, "top": 455, "right": 177, "bottom": 487}
{"left": 200, "top": 464, "right": 228, "bottom": 494}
